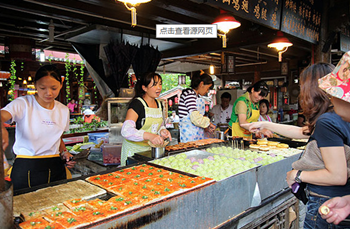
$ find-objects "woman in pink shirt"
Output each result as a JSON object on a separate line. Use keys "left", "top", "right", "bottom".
{"left": 67, "top": 99, "right": 76, "bottom": 113}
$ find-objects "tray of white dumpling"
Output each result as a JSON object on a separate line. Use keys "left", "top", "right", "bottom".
{"left": 150, "top": 149, "right": 259, "bottom": 181}
{"left": 268, "top": 148, "right": 303, "bottom": 158}
{"left": 205, "top": 146, "right": 285, "bottom": 166}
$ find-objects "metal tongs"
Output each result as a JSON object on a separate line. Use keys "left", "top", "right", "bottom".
{"left": 72, "top": 147, "right": 91, "bottom": 160}
{"left": 229, "top": 137, "right": 244, "bottom": 150}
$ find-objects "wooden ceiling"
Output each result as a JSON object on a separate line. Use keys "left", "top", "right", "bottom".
{"left": 0, "top": 0, "right": 349, "bottom": 72}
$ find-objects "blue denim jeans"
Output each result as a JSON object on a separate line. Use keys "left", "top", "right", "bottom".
{"left": 304, "top": 194, "right": 350, "bottom": 229}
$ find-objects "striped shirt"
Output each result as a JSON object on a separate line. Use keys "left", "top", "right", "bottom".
{"left": 179, "top": 88, "right": 198, "bottom": 119}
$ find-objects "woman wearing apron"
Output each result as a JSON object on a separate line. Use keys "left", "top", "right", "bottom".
{"left": 178, "top": 73, "right": 215, "bottom": 143}
{"left": 121, "top": 72, "right": 172, "bottom": 166}
{"left": 1, "top": 65, "right": 75, "bottom": 190}
{"left": 228, "top": 80, "right": 271, "bottom": 139}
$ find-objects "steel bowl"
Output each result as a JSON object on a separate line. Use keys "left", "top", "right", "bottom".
{"left": 151, "top": 147, "right": 165, "bottom": 159}
{"left": 216, "top": 131, "right": 226, "bottom": 140}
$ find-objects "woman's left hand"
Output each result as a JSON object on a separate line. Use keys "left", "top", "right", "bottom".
{"left": 160, "top": 129, "right": 172, "bottom": 141}
{"left": 61, "top": 151, "right": 76, "bottom": 169}
{"left": 286, "top": 170, "right": 298, "bottom": 187}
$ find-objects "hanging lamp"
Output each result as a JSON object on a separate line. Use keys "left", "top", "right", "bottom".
{"left": 209, "top": 56, "right": 215, "bottom": 74}
{"left": 213, "top": 10, "right": 241, "bottom": 48}
{"left": 117, "top": 0, "right": 152, "bottom": 27}
{"left": 209, "top": 65, "right": 215, "bottom": 75}
{"left": 268, "top": 31, "right": 293, "bottom": 62}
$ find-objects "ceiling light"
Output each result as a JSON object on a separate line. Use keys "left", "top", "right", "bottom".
{"left": 213, "top": 10, "right": 241, "bottom": 48}
{"left": 117, "top": 0, "right": 152, "bottom": 27}
{"left": 23, "top": 79, "right": 27, "bottom": 85}
{"left": 209, "top": 65, "right": 215, "bottom": 75}
{"left": 28, "top": 75, "right": 32, "bottom": 81}
{"left": 268, "top": 31, "right": 293, "bottom": 62}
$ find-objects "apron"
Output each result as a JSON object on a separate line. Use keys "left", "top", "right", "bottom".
{"left": 180, "top": 97, "right": 206, "bottom": 143}
{"left": 10, "top": 154, "right": 69, "bottom": 191}
{"left": 121, "top": 98, "right": 164, "bottom": 166}
{"left": 231, "top": 109, "right": 260, "bottom": 138}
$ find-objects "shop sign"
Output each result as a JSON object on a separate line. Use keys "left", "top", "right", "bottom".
{"left": 280, "top": 0, "right": 322, "bottom": 44}
{"left": 205, "top": 0, "right": 282, "bottom": 30}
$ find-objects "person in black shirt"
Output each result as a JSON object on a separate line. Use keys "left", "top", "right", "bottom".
{"left": 120, "top": 72, "right": 171, "bottom": 166}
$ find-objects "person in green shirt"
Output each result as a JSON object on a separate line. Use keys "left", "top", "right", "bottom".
{"left": 228, "top": 80, "right": 272, "bottom": 139}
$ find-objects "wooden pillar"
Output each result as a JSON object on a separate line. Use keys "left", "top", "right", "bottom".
{"left": 254, "top": 66, "right": 261, "bottom": 83}
{"left": 314, "top": 0, "right": 331, "bottom": 63}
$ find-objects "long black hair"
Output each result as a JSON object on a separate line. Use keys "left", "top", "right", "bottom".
{"left": 299, "top": 62, "right": 334, "bottom": 134}
{"left": 190, "top": 72, "right": 214, "bottom": 90}
{"left": 247, "top": 80, "right": 269, "bottom": 97}
{"left": 132, "top": 71, "right": 162, "bottom": 100}
{"left": 34, "top": 65, "right": 62, "bottom": 84}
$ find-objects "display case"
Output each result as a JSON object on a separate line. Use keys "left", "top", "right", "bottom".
{"left": 106, "top": 97, "right": 132, "bottom": 144}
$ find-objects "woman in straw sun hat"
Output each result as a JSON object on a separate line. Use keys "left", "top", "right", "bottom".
{"left": 318, "top": 51, "right": 350, "bottom": 226}
{"left": 243, "top": 60, "right": 350, "bottom": 229}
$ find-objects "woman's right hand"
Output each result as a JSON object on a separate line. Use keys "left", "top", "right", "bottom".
{"left": 149, "top": 134, "right": 164, "bottom": 146}
{"left": 241, "top": 122, "right": 264, "bottom": 133}
{"left": 259, "top": 128, "right": 274, "bottom": 138}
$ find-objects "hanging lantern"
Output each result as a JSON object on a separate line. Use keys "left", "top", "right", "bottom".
{"left": 268, "top": 31, "right": 293, "bottom": 62}
{"left": 213, "top": 10, "right": 241, "bottom": 48}
{"left": 116, "top": 0, "right": 152, "bottom": 27}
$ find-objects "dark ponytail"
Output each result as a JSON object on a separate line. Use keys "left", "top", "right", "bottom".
{"left": 247, "top": 80, "right": 269, "bottom": 97}
{"left": 190, "top": 72, "right": 213, "bottom": 90}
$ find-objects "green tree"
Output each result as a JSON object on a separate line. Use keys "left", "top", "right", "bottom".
{"left": 8, "top": 60, "right": 17, "bottom": 101}
{"left": 160, "top": 74, "right": 190, "bottom": 93}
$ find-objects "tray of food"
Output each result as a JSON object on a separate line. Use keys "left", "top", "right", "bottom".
{"left": 267, "top": 137, "right": 308, "bottom": 148}
{"left": 247, "top": 138, "right": 295, "bottom": 152}
{"left": 151, "top": 149, "right": 259, "bottom": 181}
{"left": 85, "top": 163, "right": 215, "bottom": 206}
{"left": 165, "top": 138, "right": 225, "bottom": 152}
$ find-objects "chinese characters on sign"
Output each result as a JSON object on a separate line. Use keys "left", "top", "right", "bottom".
{"left": 156, "top": 25, "right": 217, "bottom": 38}
{"left": 207, "top": 0, "right": 282, "bottom": 30}
{"left": 281, "top": 0, "right": 321, "bottom": 44}
{"left": 206, "top": 0, "right": 322, "bottom": 44}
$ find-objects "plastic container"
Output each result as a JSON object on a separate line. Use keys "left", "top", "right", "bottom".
{"left": 101, "top": 143, "right": 122, "bottom": 165}
{"left": 88, "top": 132, "right": 109, "bottom": 144}
{"left": 88, "top": 147, "right": 103, "bottom": 162}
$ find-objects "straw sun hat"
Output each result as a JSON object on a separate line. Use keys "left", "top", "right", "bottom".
{"left": 319, "top": 51, "right": 350, "bottom": 122}
{"left": 318, "top": 51, "right": 350, "bottom": 102}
